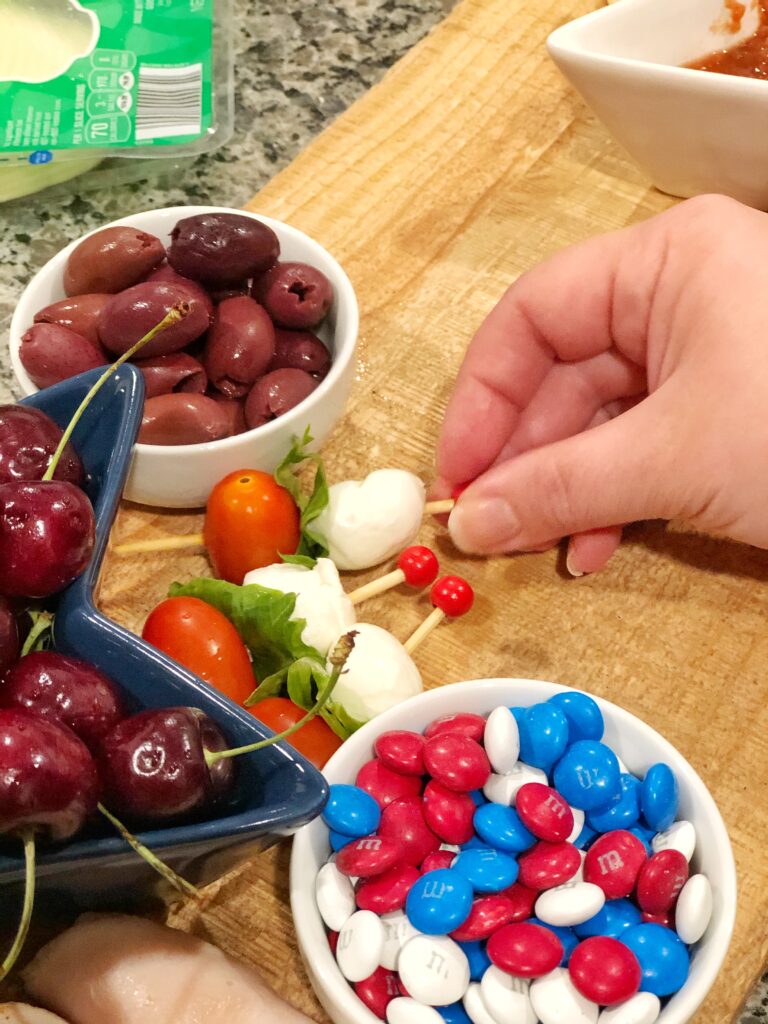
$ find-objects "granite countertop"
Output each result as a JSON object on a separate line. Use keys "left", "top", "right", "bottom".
{"left": 0, "top": 0, "right": 764, "bottom": 1018}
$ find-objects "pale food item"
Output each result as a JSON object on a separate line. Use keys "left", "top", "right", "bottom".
{"left": 313, "top": 470, "right": 426, "bottom": 570}
{"left": 0, "top": 0, "right": 98, "bottom": 83}
{"left": 0, "top": 1007, "right": 70, "bottom": 1024}
{"left": 243, "top": 557, "right": 356, "bottom": 653}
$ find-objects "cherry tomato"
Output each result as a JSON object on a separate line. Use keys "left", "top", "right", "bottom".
{"left": 204, "top": 469, "right": 301, "bottom": 583}
{"left": 248, "top": 696, "right": 342, "bottom": 770}
{"left": 142, "top": 596, "right": 256, "bottom": 705}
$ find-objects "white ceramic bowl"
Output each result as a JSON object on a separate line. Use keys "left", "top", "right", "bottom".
{"left": 9, "top": 206, "right": 359, "bottom": 507}
{"left": 290, "top": 678, "right": 736, "bottom": 1024}
{"left": 547, "top": 0, "right": 768, "bottom": 208}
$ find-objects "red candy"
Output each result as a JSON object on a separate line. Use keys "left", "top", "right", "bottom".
{"left": 641, "top": 908, "right": 675, "bottom": 928}
{"left": 487, "top": 922, "right": 564, "bottom": 978}
{"left": 502, "top": 883, "right": 538, "bottom": 922}
{"left": 450, "top": 895, "right": 516, "bottom": 941}
{"left": 584, "top": 830, "right": 648, "bottom": 899}
{"left": 516, "top": 783, "right": 574, "bottom": 843}
{"left": 397, "top": 546, "right": 439, "bottom": 588}
{"left": 356, "top": 758, "right": 423, "bottom": 808}
{"left": 328, "top": 930, "right": 339, "bottom": 954}
{"left": 379, "top": 797, "right": 440, "bottom": 866}
{"left": 336, "top": 835, "right": 403, "bottom": 878}
{"left": 354, "top": 967, "right": 400, "bottom": 1020}
{"left": 422, "top": 780, "right": 476, "bottom": 845}
{"left": 374, "top": 731, "right": 425, "bottom": 776}
{"left": 568, "top": 937, "right": 642, "bottom": 1006}
{"left": 421, "top": 850, "right": 456, "bottom": 874}
{"left": 356, "top": 863, "right": 420, "bottom": 914}
{"left": 518, "top": 841, "right": 581, "bottom": 892}
{"left": 424, "top": 712, "right": 486, "bottom": 743}
{"left": 423, "top": 733, "right": 490, "bottom": 792}
{"left": 636, "top": 850, "right": 689, "bottom": 914}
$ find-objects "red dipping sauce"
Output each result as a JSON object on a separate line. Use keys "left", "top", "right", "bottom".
{"left": 685, "top": 1, "right": 768, "bottom": 79}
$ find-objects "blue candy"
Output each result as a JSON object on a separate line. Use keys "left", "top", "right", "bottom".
{"left": 329, "top": 830, "right": 351, "bottom": 853}
{"left": 438, "top": 1003, "right": 473, "bottom": 1024}
{"left": 452, "top": 847, "right": 519, "bottom": 893}
{"left": 574, "top": 898, "right": 642, "bottom": 939}
{"left": 458, "top": 941, "right": 491, "bottom": 982}
{"left": 470, "top": 789, "right": 488, "bottom": 807}
{"left": 641, "top": 763, "right": 679, "bottom": 832}
{"left": 547, "top": 691, "right": 604, "bottom": 742}
{"left": 587, "top": 774, "right": 641, "bottom": 832}
{"left": 628, "top": 825, "right": 655, "bottom": 856}
{"left": 572, "top": 822, "right": 597, "bottom": 850}
{"left": 553, "top": 740, "right": 621, "bottom": 811}
{"left": 474, "top": 804, "right": 536, "bottom": 853}
{"left": 518, "top": 704, "right": 570, "bottom": 770}
{"left": 322, "top": 784, "right": 381, "bottom": 837}
{"left": 405, "top": 869, "right": 474, "bottom": 935}
{"left": 623, "top": 923, "right": 690, "bottom": 997}
{"left": 462, "top": 836, "right": 492, "bottom": 852}
{"left": 529, "top": 918, "right": 579, "bottom": 965}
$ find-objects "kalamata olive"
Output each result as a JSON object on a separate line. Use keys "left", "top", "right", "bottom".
{"left": 134, "top": 352, "right": 208, "bottom": 399}
{"left": 208, "top": 394, "right": 247, "bottom": 436}
{"left": 34, "top": 293, "right": 112, "bottom": 345}
{"left": 98, "top": 281, "right": 212, "bottom": 357}
{"left": 63, "top": 226, "right": 165, "bottom": 296}
{"left": 0, "top": 406, "right": 84, "bottom": 486}
{"left": 138, "top": 393, "right": 232, "bottom": 446}
{"left": 168, "top": 213, "right": 279, "bottom": 286}
{"left": 204, "top": 295, "right": 275, "bottom": 398}
{"left": 244, "top": 368, "right": 319, "bottom": 429}
{"left": 253, "top": 261, "right": 333, "bottom": 329}
{"left": 20, "top": 323, "right": 107, "bottom": 389}
{"left": 271, "top": 327, "right": 331, "bottom": 378}
{"left": 209, "top": 282, "right": 251, "bottom": 303}
{"left": 144, "top": 263, "right": 213, "bottom": 305}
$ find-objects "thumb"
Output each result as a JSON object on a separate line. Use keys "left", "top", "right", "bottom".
{"left": 447, "top": 394, "right": 685, "bottom": 555}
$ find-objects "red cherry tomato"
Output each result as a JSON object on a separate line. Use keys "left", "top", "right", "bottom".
{"left": 247, "top": 696, "right": 341, "bottom": 770}
{"left": 204, "top": 469, "right": 301, "bottom": 583}
{"left": 142, "top": 596, "right": 256, "bottom": 705}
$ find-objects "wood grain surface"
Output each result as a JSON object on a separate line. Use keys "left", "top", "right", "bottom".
{"left": 99, "top": 0, "right": 768, "bottom": 1019}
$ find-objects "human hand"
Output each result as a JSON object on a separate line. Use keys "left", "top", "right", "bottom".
{"left": 436, "top": 195, "right": 768, "bottom": 574}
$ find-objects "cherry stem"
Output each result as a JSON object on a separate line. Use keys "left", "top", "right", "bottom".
{"left": 205, "top": 631, "right": 357, "bottom": 767}
{"left": 19, "top": 610, "right": 54, "bottom": 657}
{"left": 98, "top": 803, "right": 200, "bottom": 900}
{"left": 42, "top": 303, "right": 189, "bottom": 483}
{"left": 0, "top": 829, "right": 35, "bottom": 981}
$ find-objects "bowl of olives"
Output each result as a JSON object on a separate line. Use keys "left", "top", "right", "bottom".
{"left": 9, "top": 206, "right": 359, "bottom": 508}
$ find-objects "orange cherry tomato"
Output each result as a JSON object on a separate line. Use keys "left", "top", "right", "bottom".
{"left": 204, "top": 469, "right": 301, "bottom": 583}
{"left": 248, "top": 696, "right": 342, "bottom": 770}
{"left": 142, "top": 596, "right": 256, "bottom": 705}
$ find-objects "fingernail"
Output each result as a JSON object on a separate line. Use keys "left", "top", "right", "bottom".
{"left": 566, "top": 551, "right": 585, "bottom": 577}
{"left": 448, "top": 496, "right": 520, "bottom": 553}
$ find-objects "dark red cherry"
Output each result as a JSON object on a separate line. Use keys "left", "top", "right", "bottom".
{"left": 0, "top": 652, "right": 126, "bottom": 752}
{"left": 98, "top": 707, "right": 234, "bottom": 823}
{"left": 0, "top": 597, "right": 19, "bottom": 677}
{"left": 0, "top": 709, "right": 100, "bottom": 841}
{"left": 0, "top": 405, "right": 84, "bottom": 486}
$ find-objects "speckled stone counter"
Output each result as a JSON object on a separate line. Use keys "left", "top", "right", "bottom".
{"left": 0, "top": 1, "right": 765, "bottom": 1018}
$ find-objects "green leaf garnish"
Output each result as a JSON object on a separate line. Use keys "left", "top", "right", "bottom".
{"left": 274, "top": 428, "right": 330, "bottom": 563}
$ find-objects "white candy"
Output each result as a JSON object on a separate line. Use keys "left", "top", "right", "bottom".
{"left": 652, "top": 820, "right": 696, "bottom": 862}
{"left": 243, "top": 557, "right": 355, "bottom": 654}
{"left": 380, "top": 910, "right": 421, "bottom": 971}
{"left": 387, "top": 999, "right": 444, "bottom": 1024}
{"left": 568, "top": 806, "right": 586, "bottom": 844}
{"left": 530, "top": 968, "right": 599, "bottom": 1024}
{"left": 315, "top": 861, "right": 355, "bottom": 932}
{"left": 440, "top": 843, "right": 461, "bottom": 854}
{"left": 598, "top": 992, "right": 661, "bottom": 1024}
{"left": 463, "top": 982, "right": 501, "bottom": 1024}
{"left": 327, "top": 622, "right": 423, "bottom": 724}
{"left": 336, "top": 910, "right": 385, "bottom": 983}
{"left": 483, "top": 763, "right": 548, "bottom": 806}
{"left": 480, "top": 966, "right": 537, "bottom": 1024}
{"left": 398, "top": 935, "right": 470, "bottom": 1006}
{"left": 314, "top": 469, "right": 426, "bottom": 570}
{"left": 535, "top": 881, "right": 605, "bottom": 927}
{"left": 483, "top": 707, "right": 520, "bottom": 775}
{"left": 675, "top": 874, "right": 713, "bottom": 944}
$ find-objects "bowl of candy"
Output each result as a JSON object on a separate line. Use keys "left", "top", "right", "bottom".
{"left": 547, "top": 0, "right": 768, "bottom": 208}
{"left": 290, "top": 679, "right": 736, "bottom": 1024}
{"left": 8, "top": 206, "right": 359, "bottom": 508}
{"left": 0, "top": 364, "right": 328, "bottom": 927}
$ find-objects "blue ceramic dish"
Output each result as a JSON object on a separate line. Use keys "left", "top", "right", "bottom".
{"left": 0, "top": 365, "right": 328, "bottom": 912}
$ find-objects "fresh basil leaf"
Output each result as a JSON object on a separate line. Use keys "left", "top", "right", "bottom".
{"left": 273, "top": 428, "right": 330, "bottom": 563}
{"left": 280, "top": 552, "right": 317, "bottom": 569}
{"left": 244, "top": 669, "right": 287, "bottom": 707}
{"left": 285, "top": 656, "right": 326, "bottom": 710}
{"left": 324, "top": 700, "right": 366, "bottom": 739}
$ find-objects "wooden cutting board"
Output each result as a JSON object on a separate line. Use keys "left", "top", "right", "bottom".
{"left": 99, "top": 0, "right": 768, "bottom": 1019}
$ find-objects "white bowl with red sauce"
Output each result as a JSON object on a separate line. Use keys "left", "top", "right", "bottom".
{"left": 547, "top": 0, "right": 768, "bottom": 208}
{"left": 9, "top": 206, "right": 359, "bottom": 508}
